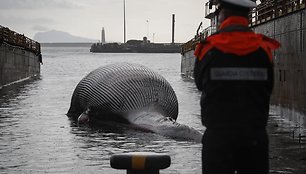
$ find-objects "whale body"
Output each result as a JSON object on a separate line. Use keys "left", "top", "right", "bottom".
{"left": 67, "top": 63, "right": 202, "bottom": 142}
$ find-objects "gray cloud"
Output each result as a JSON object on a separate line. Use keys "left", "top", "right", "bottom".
{"left": 0, "top": 0, "right": 83, "bottom": 10}
{"left": 0, "top": 14, "right": 55, "bottom": 25}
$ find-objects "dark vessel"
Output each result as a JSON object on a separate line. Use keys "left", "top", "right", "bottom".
{"left": 181, "top": 0, "right": 306, "bottom": 136}
{"left": 90, "top": 37, "right": 181, "bottom": 53}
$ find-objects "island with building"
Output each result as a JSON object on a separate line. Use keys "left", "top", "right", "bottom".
{"left": 90, "top": 14, "right": 181, "bottom": 53}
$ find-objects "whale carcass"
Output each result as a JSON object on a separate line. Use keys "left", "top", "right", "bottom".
{"left": 67, "top": 63, "right": 202, "bottom": 142}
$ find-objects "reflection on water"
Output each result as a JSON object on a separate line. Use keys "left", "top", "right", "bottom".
{"left": 0, "top": 47, "right": 202, "bottom": 173}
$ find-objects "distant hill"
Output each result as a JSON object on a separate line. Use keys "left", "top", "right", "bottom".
{"left": 34, "top": 30, "right": 96, "bottom": 43}
{"left": 40, "top": 43, "right": 93, "bottom": 47}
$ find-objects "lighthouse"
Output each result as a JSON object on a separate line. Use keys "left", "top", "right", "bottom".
{"left": 101, "top": 27, "right": 106, "bottom": 44}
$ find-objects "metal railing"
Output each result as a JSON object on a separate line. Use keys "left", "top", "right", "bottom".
{"left": 181, "top": 0, "right": 306, "bottom": 54}
{"left": 181, "top": 26, "right": 216, "bottom": 54}
{"left": 249, "top": 0, "right": 306, "bottom": 26}
{"left": 0, "top": 25, "right": 41, "bottom": 54}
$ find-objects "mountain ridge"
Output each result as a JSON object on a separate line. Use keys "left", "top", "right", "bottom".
{"left": 34, "top": 30, "right": 96, "bottom": 43}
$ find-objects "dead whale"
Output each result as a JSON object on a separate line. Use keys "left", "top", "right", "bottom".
{"left": 67, "top": 63, "right": 202, "bottom": 142}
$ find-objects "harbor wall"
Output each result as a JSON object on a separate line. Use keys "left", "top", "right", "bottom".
{"left": 0, "top": 25, "right": 41, "bottom": 88}
{"left": 180, "top": 50, "right": 195, "bottom": 78}
{"left": 0, "top": 43, "right": 41, "bottom": 88}
{"left": 252, "top": 9, "right": 306, "bottom": 122}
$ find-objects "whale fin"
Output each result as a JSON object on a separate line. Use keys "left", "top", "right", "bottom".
{"left": 78, "top": 109, "right": 90, "bottom": 124}
{"left": 127, "top": 111, "right": 203, "bottom": 143}
{"left": 153, "top": 117, "right": 203, "bottom": 143}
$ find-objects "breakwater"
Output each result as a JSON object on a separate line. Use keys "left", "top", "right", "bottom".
{"left": 0, "top": 25, "right": 41, "bottom": 88}
{"left": 90, "top": 39, "right": 181, "bottom": 53}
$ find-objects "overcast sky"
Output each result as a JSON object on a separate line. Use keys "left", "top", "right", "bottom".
{"left": 0, "top": 0, "right": 209, "bottom": 43}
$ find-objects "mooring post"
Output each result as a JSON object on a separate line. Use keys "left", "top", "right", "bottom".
{"left": 110, "top": 152, "right": 171, "bottom": 174}
{"left": 299, "top": 133, "right": 302, "bottom": 143}
{"left": 293, "top": 130, "right": 295, "bottom": 139}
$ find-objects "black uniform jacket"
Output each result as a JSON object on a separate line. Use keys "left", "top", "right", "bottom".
{"left": 194, "top": 16, "right": 280, "bottom": 130}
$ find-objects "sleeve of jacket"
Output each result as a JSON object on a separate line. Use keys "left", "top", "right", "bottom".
{"left": 193, "top": 41, "right": 214, "bottom": 91}
{"left": 193, "top": 57, "right": 205, "bottom": 91}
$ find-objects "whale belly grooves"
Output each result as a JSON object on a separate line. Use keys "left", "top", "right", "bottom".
{"left": 68, "top": 63, "right": 178, "bottom": 120}
{"left": 67, "top": 63, "right": 202, "bottom": 142}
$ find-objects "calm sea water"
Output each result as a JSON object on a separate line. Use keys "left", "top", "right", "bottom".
{"left": 1, "top": 46, "right": 306, "bottom": 174}
{"left": 0, "top": 47, "right": 204, "bottom": 173}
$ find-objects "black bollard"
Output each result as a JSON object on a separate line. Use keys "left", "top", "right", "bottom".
{"left": 110, "top": 152, "right": 171, "bottom": 174}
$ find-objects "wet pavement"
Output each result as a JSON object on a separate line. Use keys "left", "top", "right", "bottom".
{"left": 268, "top": 115, "right": 306, "bottom": 174}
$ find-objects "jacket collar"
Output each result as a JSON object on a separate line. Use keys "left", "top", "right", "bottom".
{"left": 219, "top": 16, "right": 249, "bottom": 30}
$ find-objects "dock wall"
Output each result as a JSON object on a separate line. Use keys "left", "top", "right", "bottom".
{"left": 0, "top": 25, "right": 41, "bottom": 88}
{"left": 251, "top": 8, "right": 306, "bottom": 134}
{"left": 180, "top": 50, "right": 195, "bottom": 78}
{"left": 0, "top": 43, "right": 40, "bottom": 87}
{"left": 252, "top": 8, "right": 306, "bottom": 114}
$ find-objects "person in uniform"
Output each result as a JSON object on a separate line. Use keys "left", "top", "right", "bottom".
{"left": 193, "top": 0, "right": 280, "bottom": 173}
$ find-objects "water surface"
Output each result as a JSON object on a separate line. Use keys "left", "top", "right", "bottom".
{"left": 1, "top": 46, "right": 305, "bottom": 174}
{"left": 0, "top": 47, "right": 203, "bottom": 173}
